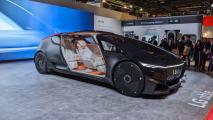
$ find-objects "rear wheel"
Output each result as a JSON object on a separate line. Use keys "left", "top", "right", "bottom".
{"left": 34, "top": 52, "right": 50, "bottom": 74}
{"left": 113, "top": 61, "right": 145, "bottom": 97}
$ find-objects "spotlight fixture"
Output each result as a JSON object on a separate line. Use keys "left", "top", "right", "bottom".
{"left": 211, "top": 3, "right": 213, "bottom": 8}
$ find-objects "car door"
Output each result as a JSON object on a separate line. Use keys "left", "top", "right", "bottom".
{"left": 47, "top": 35, "right": 67, "bottom": 69}
{"left": 97, "top": 34, "right": 129, "bottom": 79}
{"left": 60, "top": 34, "right": 107, "bottom": 78}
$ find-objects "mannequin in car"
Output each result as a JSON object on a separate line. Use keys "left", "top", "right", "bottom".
{"left": 76, "top": 40, "right": 106, "bottom": 73}
{"left": 61, "top": 37, "right": 79, "bottom": 70}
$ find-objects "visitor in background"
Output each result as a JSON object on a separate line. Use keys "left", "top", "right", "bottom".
{"left": 202, "top": 38, "right": 211, "bottom": 71}
{"left": 194, "top": 40, "right": 204, "bottom": 71}
{"left": 208, "top": 38, "right": 213, "bottom": 72}
{"left": 170, "top": 39, "right": 179, "bottom": 55}
{"left": 149, "top": 36, "right": 158, "bottom": 46}
{"left": 178, "top": 37, "right": 185, "bottom": 56}
{"left": 141, "top": 37, "right": 146, "bottom": 42}
{"left": 159, "top": 38, "right": 169, "bottom": 51}
{"left": 183, "top": 36, "right": 193, "bottom": 68}
{"left": 134, "top": 36, "right": 139, "bottom": 40}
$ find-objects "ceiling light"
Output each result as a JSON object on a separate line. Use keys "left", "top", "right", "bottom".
{"left": 102, "top": 0, "right": 106, "bottom": 3}
{"left": 211, "top": 3, "right": 213, "bottom": 8}
{"left": 129, "top": 5, "right": 133, "bottom": 8}
{"left": 139, "top": 8, "right": 143, "bottom": 11}
{"left": 123, "top": 6, "right": 127, "bottom": 9}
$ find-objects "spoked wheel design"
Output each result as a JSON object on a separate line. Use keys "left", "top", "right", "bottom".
{"left": 113, "top": 61, "right": 145, "bottom": 97}
{"left": 34, "top": 52, "right": 49, "bottom": 74}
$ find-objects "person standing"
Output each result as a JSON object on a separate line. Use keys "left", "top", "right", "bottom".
{"left": 141, "top": 37, "right": 146, "bottom": 42}
{"left": 170, "top": 39, "right": 179, "bottom": 55}
{"left": 202, "top": 38, "right": 211, "bottom": 71}
{"left": 194, "top": 40, "right": 204, "bottom": 71}
{"left": 149, "top": 36, "right": 158, "bottom": 46}
{"left": 159, "top": 38, "right": 170, "bottom": 51}
{"left": 178, "top": 37, "right": 185, "bottom": 56}
{"left": 208, "top": 38, "right": 213, "bottom": 72}
{"left": 183, "top": 36, "right": 193, "bottom": 68}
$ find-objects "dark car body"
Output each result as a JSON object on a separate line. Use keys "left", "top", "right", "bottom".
{"left": 34, "top": 31, "right": 185, "bottom": 96}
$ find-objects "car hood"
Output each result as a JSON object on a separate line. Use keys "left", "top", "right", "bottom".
{"left": 122, "top": 40, "right": 183, "bottom": 67}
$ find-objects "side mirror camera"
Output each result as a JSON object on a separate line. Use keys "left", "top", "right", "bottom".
{"left": 51, "top": 36, "right": 60, "bottom": 45}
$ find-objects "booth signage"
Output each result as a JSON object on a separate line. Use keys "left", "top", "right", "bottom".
{"left": 122, "top": 15, "right": 202, "bottom": 26}
{"left": 188, "top": 90, "right": 213, "bottom": 108}
{"left": 122, "top": 21, "right": 135, "bottom": 26}
{"left": 168, "top": 19, "right": 181, "bottom": 24}
{"left": 135, "top": 20, "right": 165, "bottom": 25}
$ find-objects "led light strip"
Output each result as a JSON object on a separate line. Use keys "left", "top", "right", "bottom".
{"left": 6, "top": 0, "right": 34, "bottom": 16}
{"left": 141, "top": 62, "right": 185, "bottom": 69}
{"left": 0, "top": 47, "right": 38, "bottom": 53}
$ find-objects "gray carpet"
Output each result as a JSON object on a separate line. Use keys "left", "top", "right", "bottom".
{"left": 0, "top": 60, "right": 212, "bottom": 120}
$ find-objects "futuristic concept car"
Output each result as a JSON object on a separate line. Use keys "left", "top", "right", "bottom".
{"left": 34, "top": 31, "right": 185, "bottom": 97}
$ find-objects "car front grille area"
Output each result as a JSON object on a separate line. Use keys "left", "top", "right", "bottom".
{"left": 166, "top": 66, "right": 183, "bottom": 82}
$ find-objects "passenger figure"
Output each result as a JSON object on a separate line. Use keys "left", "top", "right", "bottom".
{"left": 76, "top": 40, "right": 93, "bottom": 62}
{"left": 61, "top": 37, "right": 79, "bottom": 70}
{"left": 76, "top": 40, "right": 106, "bottom": 73}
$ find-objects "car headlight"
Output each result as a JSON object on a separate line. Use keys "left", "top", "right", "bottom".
{"left": 141, "top": 62, "right": 185, "bottom": 69}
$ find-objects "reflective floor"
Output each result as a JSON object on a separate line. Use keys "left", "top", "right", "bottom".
{"left": 0, "top": 60, "right": 212, "bottom": 120}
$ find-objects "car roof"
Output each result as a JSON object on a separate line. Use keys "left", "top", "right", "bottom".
{"left": 61, "top": 30, "right": 114, "bottom": 36}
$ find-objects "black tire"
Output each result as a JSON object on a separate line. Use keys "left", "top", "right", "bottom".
{"left": 113, "top": 61, "right": 145, "bottom": 97}
{"left": 34, "top": 52, "right": 50, "bottom": 74}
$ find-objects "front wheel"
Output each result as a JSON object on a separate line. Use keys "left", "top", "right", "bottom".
{"left": 113, "top": 61, "right": 145, "bottom": 97}
{"left": 34, "top": 52, "right": 50, "bottom": 74}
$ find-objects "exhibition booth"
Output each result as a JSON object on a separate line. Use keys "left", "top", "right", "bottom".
{"left": 122, "top": 15, "right": 203, "bottom": 44}
{"left": 203, "top": 16, "right": 213, "bottom": 38}
{"left": 0, "top": 0, "right": 209, "bottom": 61}
{"left": 0, "top": 0, "right": 213, "bottom": 120}
{"left": 0, "top": 0, "right": 208, "bottom": 61}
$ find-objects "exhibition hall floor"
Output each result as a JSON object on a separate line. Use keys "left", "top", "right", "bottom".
{"left": 0, "top": 60, "right": 213, "bottom": 120}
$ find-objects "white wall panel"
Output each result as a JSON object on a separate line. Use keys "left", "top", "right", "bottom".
{"left": 123, "top": 23, "right": 202, "bottom": 41}
{"left": 94, "top": 15, "right": 122, "bottom": 35}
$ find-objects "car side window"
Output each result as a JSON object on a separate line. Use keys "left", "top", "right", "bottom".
{"left": 101, "top": 41, "right": 117, "bottom": 52}
{"left": 84, "top": 37, "right": 96, "bottom": 44}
